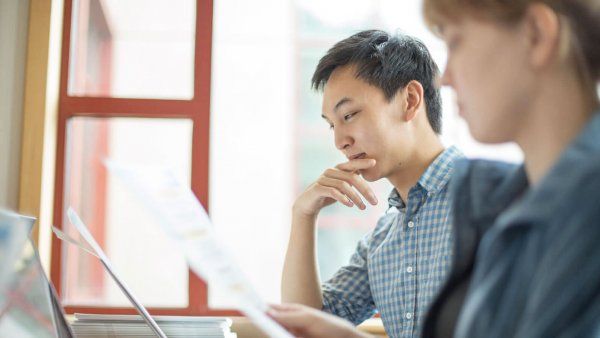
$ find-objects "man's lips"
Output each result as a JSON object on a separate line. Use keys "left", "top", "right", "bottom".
{"left": 349, "top": 152, "right": 367, "bottom": 160}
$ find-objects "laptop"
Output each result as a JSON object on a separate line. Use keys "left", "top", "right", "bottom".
{"left": 0, "top": 208, "right": 176, "bottom": 338}
{"left": 55, "top": 208, "right": 168, "bottom": 338}
{"left": 0, "top": 210, "right": 73, "bottom": 338}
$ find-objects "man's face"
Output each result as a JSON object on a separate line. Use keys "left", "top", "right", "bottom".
{"left": 321, "top": 65, "right": 415, "bottom": 182}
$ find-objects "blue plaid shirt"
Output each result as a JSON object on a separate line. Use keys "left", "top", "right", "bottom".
{"left": 321, "top": 146, "right": 463, "bottom": 338}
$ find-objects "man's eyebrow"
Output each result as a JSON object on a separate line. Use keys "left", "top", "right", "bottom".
{"left": 321, "top": 97, "right": 353, "bottom": 121}
{"left": 333, "top": 97, "right": 352, "bottom": 112}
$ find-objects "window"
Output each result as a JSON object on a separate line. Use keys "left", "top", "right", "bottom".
{"left": 50, "top": 0, "right": 223, "bottom": 315}
{"left": 51, "top": 0, "right": 523, "bottom": 316}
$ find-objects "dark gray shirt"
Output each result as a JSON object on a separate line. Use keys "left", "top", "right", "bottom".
{"left": 424, "top": 111, "right": 600, "bottom": 338}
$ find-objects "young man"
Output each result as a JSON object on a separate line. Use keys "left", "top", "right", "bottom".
{"left": 281, "top": 30, "right": 463, "bottom": 338}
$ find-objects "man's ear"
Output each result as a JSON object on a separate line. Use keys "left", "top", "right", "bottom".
{"left": 524, "top": 3, "right": 560, "bottom": 71}
{"left": 404, "top": 80, "right": 424, "bottom": 122}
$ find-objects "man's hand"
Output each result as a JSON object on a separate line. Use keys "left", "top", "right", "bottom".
{"left": 269, "top": 303, "right": 373, "bottom": 338}
{"left": 281, "top": 158, "right": 378, "bottom": 306}
{"left": 292, "top": 159, "right": 378, "bottom": 218}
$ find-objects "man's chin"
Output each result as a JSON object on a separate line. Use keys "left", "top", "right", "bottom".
{"left": 359, "top": 170, "right": 380, "bottom": 182}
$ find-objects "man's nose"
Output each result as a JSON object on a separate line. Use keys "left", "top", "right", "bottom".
{"left": 334, "top": 128, "right": 353, "bottom": 151}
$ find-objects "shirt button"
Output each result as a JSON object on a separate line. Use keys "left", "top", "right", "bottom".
{"left": 406, "top": 266, "right": 413, "bottom": 273}
{"left": 405, "top": 312, "right": 413, "bottom": 319}
{"left": 407, "top": 221, "right": 415, "bottom": 228}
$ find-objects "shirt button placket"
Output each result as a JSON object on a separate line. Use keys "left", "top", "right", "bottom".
{"left": 405, "top": 218, "right": 417, "bottom": 334}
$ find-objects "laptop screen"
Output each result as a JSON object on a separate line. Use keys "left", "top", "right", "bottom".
{"left": 0, "top": 211, "right": 73, "bottom": 338}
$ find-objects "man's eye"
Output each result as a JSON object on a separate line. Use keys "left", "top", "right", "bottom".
{"left": 344, "top": 112, "right": 358, "bottom": 121}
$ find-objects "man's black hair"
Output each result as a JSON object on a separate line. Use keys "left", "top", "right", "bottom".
{"left": 312, "top": 30, "right": 443, "bottom": 134}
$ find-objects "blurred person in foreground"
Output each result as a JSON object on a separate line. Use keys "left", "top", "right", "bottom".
{"left": 271, "top": 0, "right": 600, "bottom": 337}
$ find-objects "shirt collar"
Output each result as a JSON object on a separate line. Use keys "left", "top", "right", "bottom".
{"left": 388, "top": 146, "right": 463, "bottom": 209}
{"left": 460, "top": 110, "right": 600, "bottom": 229}
{"left": 496, "top": 111, "right": 600, "bottom": 227}
{"left": 387, "top": 189, "right": 404, "bottom": 209}
{"left": 418, "top": 146, "right": 463, "bottom": 194}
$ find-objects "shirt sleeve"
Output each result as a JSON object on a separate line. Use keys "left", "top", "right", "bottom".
{"left": 320, "top": 211, "right": 396, "bottom": 325}
{"left": 321, "top": 232, "right": 376, "bottom": 325}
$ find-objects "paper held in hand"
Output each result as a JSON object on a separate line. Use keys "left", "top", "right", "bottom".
{"left": 103, "top": 161, "right": 293, "bottom": 338}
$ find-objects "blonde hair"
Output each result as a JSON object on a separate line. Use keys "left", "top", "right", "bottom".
{"left": 423, "top": 0, "right": 600, "bottom": 86}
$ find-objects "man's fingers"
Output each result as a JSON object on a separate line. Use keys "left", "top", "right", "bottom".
{"left": 268, "top": 308, "right": 312, "bottom": 332}
{"left": 318, "top": 178, "right": 365, "bottom": 209}
{"left": 269, "top": 303, "right": 303, "bottom": 312}
{"left": 335, "top": 158, "right": 376, "bottom": 172}
{"left": 323, "top": 169, "right": 378, "bottom": 205}
{"left": 270, "top": 304, "right": 362, "bottom": 338}
{"left": 318, "top": 185, "right": 355, "bottom": 208}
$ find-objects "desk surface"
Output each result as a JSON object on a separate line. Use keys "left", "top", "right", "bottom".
{"left": 66, "top": 315, "right": 388, "bottom": 338}
{"left": 231, "top": 316, "right": 388, "bottom": 338}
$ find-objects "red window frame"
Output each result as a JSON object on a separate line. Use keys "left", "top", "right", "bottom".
{"left": 50, "top": 0, "right": 238, "bottom": 316}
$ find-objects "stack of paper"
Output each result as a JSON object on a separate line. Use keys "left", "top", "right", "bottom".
{"left": 71, "top": 314, "right": 236, "bottom": 338}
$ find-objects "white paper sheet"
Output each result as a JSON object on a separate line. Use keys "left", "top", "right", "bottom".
{"left": 106, "top": 161, "right": 293, "bottom": 338}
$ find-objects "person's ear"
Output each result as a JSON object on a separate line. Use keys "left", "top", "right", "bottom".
{"left": 524, "top": 3, "right": 560, "bottom": 71}
{"left": 404, "top": 80, "right": 424, "bottom": 122}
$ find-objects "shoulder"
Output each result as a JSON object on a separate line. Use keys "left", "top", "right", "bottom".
{"left": 554, "top": 145, "right": 600, "bottom": 190}
{"left": 451, "top": 159, "right": 519, "bottom": 191}
{"left": 450, "top": 159, "right": 521, "bottom": 209}
{"left": 553, "top": 113, "right": 600, "bottom": 199}
{"left": 536, "top": 137, "right": 600, "bottom": 222}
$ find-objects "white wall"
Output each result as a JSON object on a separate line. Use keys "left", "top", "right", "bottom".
{"left": 0, "top": 0, "right": 29, "bottom": 209}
